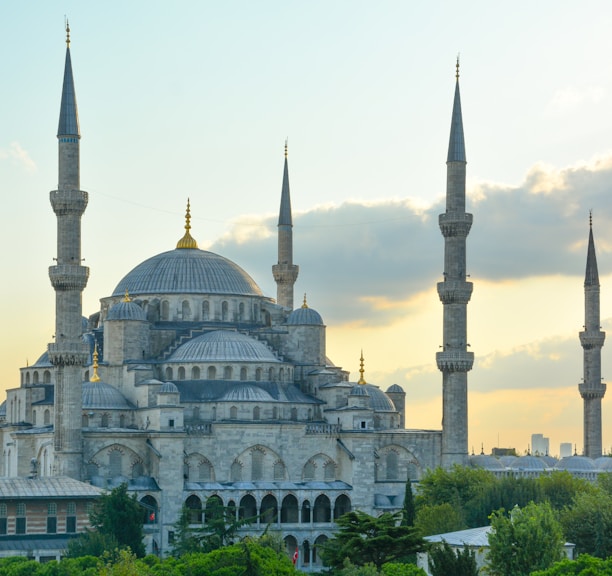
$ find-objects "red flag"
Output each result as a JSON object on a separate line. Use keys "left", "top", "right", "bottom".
{"left": 149, "top": 512, "right": 155, "bottom": 522}
{"left": 292, "top": 547, "right": 298, "bottom": 565}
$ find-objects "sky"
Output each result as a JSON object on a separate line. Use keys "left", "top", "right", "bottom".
{"left": 3, "top": 1, "right": 612, "bottom": 457}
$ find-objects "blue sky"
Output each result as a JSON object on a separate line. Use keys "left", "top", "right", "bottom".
{"left": 3, "top": 1, "right": 612, "bottom": 455}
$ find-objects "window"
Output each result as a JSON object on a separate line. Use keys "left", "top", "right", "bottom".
{"left": 202, "top": 300, "right": 209, "bottom": 321}
{"left": 33, "top": 410, "right": 37, "bottom": 425}
{"left": 251, "top": 450, "right": 264, "bottom": 481}
{"left": 47, "top": 502, "right": 57, "bottom": 534}
{"left": 66, "top": 502, "right": 76, "bottom": 533}
{"left": 178, "top": 367, "right": 185, "bottom": 380}
{"left": 224, "top": 366, "right": 232, "bottom": 380}
{"left": 230, "top": 406, "right": 237, "bottom": 420}
{"left": 101, "top": 413, "right": 110, "bottom": 427}
{"left": 165, "top": 367, "right": 173, "bottom": 380}
{"left": 109, "top": 451, "right": 122, "bottom": 477}
{"left": 169, "top": 419, "right": 175, "bottom": 428}
{"left": 207, "top": 366, "right": 216, "bottom": 379}
{"left": 386, "top": 451, "right": 399, "bottom": 481}
{"left": 168, "top": 531, "right": 175, "bottom": 544}
{"left": 0, "top": 504, "right": 6, "bottom": 535}
{"left": 44, "top": 409, "right": 50, "bottom": 425}
{"left": 230, "top": 461, "right": 242, "bottom": 482}
{"left": 221, "top": 301, "right": 228, "bottom": 321}
{"left": 303, "top": 461, "right": 315, "bottom": 481}
{"left": 253, "top": 406, "right": 260, "bottom": 421}
{"left": 198, "top": 460, "right": 212, "bottom": 481}
{"left": 16, "top": 503, "right": 26, "bottom": 534}
{"left": 240, "top": 367, "right": 247, "bottom": 381}
{"left": 191, "top": 366, "right": 200, "bottom": 379}
{"left": 274, "top": 461, "right": 285, "bottom": 480}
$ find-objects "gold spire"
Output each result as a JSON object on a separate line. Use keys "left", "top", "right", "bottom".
{"left": 284, "top": 138, "right": 288, "bottom": 158}
{"left": 176, "top": 198, "right": 198, "bottom": 249}
{"left": 65, "top": 18, "right": 70, "bottom": 48}
{"left": 302, "top": 293, "right": 308, "bottom": 309}
{"left": 358, "top": 350, "right": 367, "bottom": 385}
{"left": 455, "top": 54, "right": 460, "bottom": 80}
{"left": 90, "top": 345, "right": 101, "bottom": 382}
{"left": 123, "top": 289, "right": 131, "bottom": 303}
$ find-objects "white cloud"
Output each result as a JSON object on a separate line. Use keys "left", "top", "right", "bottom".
{"left": 547, "top": 85, "right": 605, "bottom": 115}
{"left": 0, "top": 142, "right": 36, "bottom": 172}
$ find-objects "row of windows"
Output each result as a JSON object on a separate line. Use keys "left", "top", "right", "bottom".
{"left": 0, "top": 502, "right": 77, "bottom": 535}
{"left": 164, "top": 365, "right": 291, "bottom": 382}
{"left": 140, "top": 298, "right": 267, "bottom": 324}
{"left": 23, "top": 370, "right": 52, "bottom": 385}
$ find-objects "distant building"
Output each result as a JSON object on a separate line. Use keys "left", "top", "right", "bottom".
{"left": 560, "top": 443, "right": 573, "bottom": 458}
{"left": 491, "top": 447, "right": 517, "bottom": 457}
{"left": 531, "top": 434, "right": 550, "bottom": 456}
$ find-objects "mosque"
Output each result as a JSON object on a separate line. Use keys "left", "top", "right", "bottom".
{"left": 0, "top": 29, "right": 607, "bottom": 565}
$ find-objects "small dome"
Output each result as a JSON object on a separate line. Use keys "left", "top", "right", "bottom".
{"left": 361, "top": 384, "right": 395, "bottom": 412}
{"left": 350, "top": 385, "right": 369, "bottom": 397}
{"left": 287, "top": 307, "right": 324, "bottom": 326}
{"left": 169, "top": 330, "right": 280, "bottom": 363}
{"left": 107, "top": 300, "right": 146, "bottom": 321}
{"left": 470, "top": 454, "right": 504, "bottom": 470}
{"left": 595, "top": 457, "right": 612, "bottom": 471}
{"left": 82, "top": 381, "right": 133, "bottom": 410}
{"left": 510, "top": 455, "right": 547, "bottom": 471}
{"left": 555, "top": 455, "right": 596, "bottom": 472}
{"left": 219, "top": 384, "right": 275, "bottom": 402}
{"left": 499, "top": 455, "right": 518, "bottom": 466}
{"left": 538, "top": 455, "right": 558, "bottom": 467}
{"left": 386, "top": 384, "right": 404, "bottom": 394}
{"left": 159, "top": 381, "right": 179, "bottom": 394}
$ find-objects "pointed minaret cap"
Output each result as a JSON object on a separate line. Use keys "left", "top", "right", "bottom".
{"left": 176, "top": 199, "right": 198, "bottom": 249}
{"left": 57, "top": 20, "right": 80, "bottom": 138}
{"left": 447, "top": 56, "right": 466, "bottom": 163}
{"left": 585, "top": 210, "right": 600, "bottom": 287}
{"left": 357, "top": 350, "right": 367, "bottom": 385}
{"left": 278, "top": 139, "right": 293, "bottom": 226}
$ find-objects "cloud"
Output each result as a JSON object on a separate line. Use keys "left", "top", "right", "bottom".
{"left": 210, "top": 155, "right": 612, "bottom": 325}
{"left": 547, "top": 85, "right": 605, "bottom": 115}
{"left": 0, "top": 142, "right": 36, "bottom": 172}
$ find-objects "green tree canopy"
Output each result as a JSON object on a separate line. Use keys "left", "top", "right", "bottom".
{"left": 427, "top": 542, "right": 478, "bottom": 576}
{"left": 414, "top": 502, "right": 464, "bottom": 536}
{"left": 531, "top": 554, "right": 612, "bottom": 575}
{"left": 486, "top": 501, "right": 565, "bottom": 576}
{"left": 320, "top": 510, "right": 425, "bottom": 570}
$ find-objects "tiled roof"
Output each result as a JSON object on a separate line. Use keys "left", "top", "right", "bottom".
{"left": 0, "top": 477, "right": 103, "bottom": 499}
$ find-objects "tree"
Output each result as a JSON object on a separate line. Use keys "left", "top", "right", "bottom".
{"left": 486, "top": 502, "right": 565, "bottom": 576}
{"left": 320, "top": 510, "right": 425, "bottom": 570}
{"left": 530, "top": 554, "right": 612, "bottom": 575}
{"left": 538, "top": 471, "right": 592, "bottom": 511}
{"left": 88, "top": 483, "right": 145, "bottom": 557}
{"left": 335, "top": 559, "right": 427, "bottom": 576}
{"left": 401, "top": 480, "right": 416, "bottom": 526}
{"left": 66, "top": 531, "right": 120, "bottom": 559}
{"left": 560, "top": 489, "right": 612, "bottom": 558}
{"left": 414, "top": 502, "right": 464, "bottom": 536}
{"left": 427, "top": 542, "right": 478, "bottom": 576}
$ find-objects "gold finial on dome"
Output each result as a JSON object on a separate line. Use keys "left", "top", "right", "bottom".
{"left": 455, "top": 54, "right": 460, "bottom": 80}
{"left": 123, "top": 289, "right": 131, "bottom": 303}
{"left": 90, "top": 344, "right": 101, "bottom": 382}
{"left": 302, "top": 293, "right": 308, "bottom": 309}
{"left": 284, "top": 138, "right": 288, "bottom": 158}
{"left": 65, "top": 18, "right": 71, "bottom": 48}
{"left": 176, "top": 198, "right": 198, "bottom": 249}
{"left": 358, "top": 350, "right": 367, "bottom": 385}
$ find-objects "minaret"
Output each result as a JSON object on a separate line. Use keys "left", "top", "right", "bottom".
{"left": 579, "top": 213, "right": 606, "bottom": 458}
{"left": 436, "top": 60, "right": 474, "bottom": 468}
{"left": 47, "top": 23, "right": 89, "bottom": 479}
{"left": 272, "top": 141, "right": 299, "bottom": 309}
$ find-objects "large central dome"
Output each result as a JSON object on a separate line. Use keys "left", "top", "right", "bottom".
{"left": 112, "top": 248, "right": 263, "bottom": 298}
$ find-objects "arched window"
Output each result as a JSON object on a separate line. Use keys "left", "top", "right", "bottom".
{"left": 274, "top": 461, "right": 285, "bottom": 480}
{"left": 178, "top": 366, "right": 186, "bottom": 380}
{"left": 119, "top": 414, "right": 126, "bottom": 428}
{"left": 101, "top": 413, "right": 110, "bottom": 428}
{"left": 208, "top": 366, "right": 216, "bottom": 379}
{"left": 230, "top": 406, "right": 238, "bottom": 420}
{"left": 109, "top": 451, "right": 122, "bottom": 477}
{"left": 44, "top": 409, "right": 50, "bottom": 426}
{"left": 221, "top": 301, "right": 229, "bottom": 322}
{"left": 239, "top": 494, "right": 256, "bottom": 520}
{"left": 33, "top": 371, "right": 39, "bottom": 384}
{"left": 386, "top": 451, "right": 399, "bottom": 481}
{"left": 273, "top": 406, "right": 278, "bottom": 420}
{"left": 25, "top": 373, "right": 30, "bottom": 385}
{"left": 324, "top": 461, "right": 336, "bottom": 481}
{"left": 279, "top": 368, "right": 284, "bottom": 381}
{"left": 253, "top": 406, "right": 260, "bottom": 421}
{"left": 198, "top": 460, "right": 212, "bottom": 481}
{"left": 224, "top": 366, "right": 232, "bottom": 380}
{"left": 182, "top": 300, "right": 191, "bottom": 320}
{"left": 81, "top": 414, "right": 88, "bottom": 427}
{"left": 231, "top": 460, "right": 242, "bottom": 481}
{"left": 205, "top": 495, "right": 223, "bottom": 524}
{"left": 334, "top": 494, "right": 351, "bottom": 520}
{"left": 185, "top": 495, "right": 202, "bottom": 524}
{"left": 314, "top": 535, "right": 328, "bottom": 565}
{"left": 202, "top": 300, "right": 210, "bottom": 321}
{"left": 281, "top": 495, "right": 298, "bottom": 523}
{"left": 251, "top": 449, "right": 264, "bottom": 481}
{"left": 313, "top": 494, "right": 331, "bottom": 523}
{"left": 303, "top": 461, "right": 315, "bottom": 481}
{"left": 43, "top": 370, "right": 51, "bottom": 384}
{"left": 291, "top": 407, "right": 298, "bottom": 421}
{"left": 260, "top": 494, "right": 278, "bottom": 524}
{"left": 161, "top": 300, "right": 170, "bottom": 321}
{"left": 240, "top": 367, "right": 247, "bottom": 381}
{"left": 268, "top": 367, "right": 275, "bottom": 381}
{"left": 255, "top": 368, "right": 262, "bottom": 381}
{"left": 165, "top": 367, "right": 173, "bottom": 380}
{"left": 191, "top": 366, "right": 200, "bottom": 379}
{"left": 32, "top": 410, "right": 37, "bottom": 426}
{"left": 141, "top": 495, "right": 158, "bottom": 524}
{"left": 238, "top": 302, "right": 245, "bottom": 321}
{"left": 132, "top": 461, "right": 144, "bottom": 478}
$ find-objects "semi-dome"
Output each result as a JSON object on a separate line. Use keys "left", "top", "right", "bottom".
{"left": 107, "top": 300, "right": 146, "bottom": 321}
{"left": 112, "top": 248, "right": 262, "bottom": 298}
{"left": 169, "top": 330, "right": 280, "bottom": 363}
{"left": 82, "top": 380, "right": 133, "bottom": 410}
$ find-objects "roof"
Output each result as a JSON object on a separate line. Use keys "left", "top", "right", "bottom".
{"left": 184, "top": 480, "right": 351, "bottom": 492}
{"left": 287, "top": 306, "right": 324, "bottom": 326}
{"left": 0, "top": 477, "right": 103, "bottom": 499}
{"left": 278, "top": 155, "right": 292, "bottom": 226}
{"left": 447, "top": 78, "right": 466, "bottom": 162}
{"left": 107, "top": 300, "right": 146, "bottom": 321}
{"left": 585, "top": 222, "right": 600, "bottom": 286}
{"left": 112, "top": 248, "right": 262, "bottom": 298}
{"left": 555, "top": 455, "right": 596, "bottom": 472}
{"left": 169, "top": 330, "right": 280, "bottom": 363}
{"left": 57, "top": 47, "right": 80, "bottom": 137}
{"left": 82, "top": 380, "right": 134, "bottom": 410}
{"left": 426, "top": 526, "right": 491, "bottom": 547}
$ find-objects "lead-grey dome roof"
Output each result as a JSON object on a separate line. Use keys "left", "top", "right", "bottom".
{"left": 287, "top": 306, "right": 324, "bottom": 326}
{"left": 386, "top": 384, "right": 404, "bottom": 394}
{"left": 350, "top": 385, "right": 369, "bottom": 397}
{"left": 82, "top": 381, "right": 134, "bottom": 410}
{"left": 470, "top": 454, "right": 504, "bottom": 470}
{"left": 112, "top": 248, "right": 262, "bottom": 298}
{"left": 361, "top": 384, "right": 395, "bottom": 412}
{"left": 555, "top": 455, "right": 596, "bottom": 472}
{"left": 220, "top": 384, "right": 275, "bottom": 402}
{"left": 159, "top": 381, "right": 179, "bottom": 394}
{"left": 168, "top": 330, "right": 280, "bottom": 363}
{"left": 107, "top": 300, "right": 146, "bottom": 321}
{"left": 510, "top": 455, "right": 547, "bottom": 471}
{"left": 595, "top": 457, "right": 612, "bottom": 471}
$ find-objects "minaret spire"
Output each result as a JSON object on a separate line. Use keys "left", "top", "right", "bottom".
{"left": 48, "top": 27, "right": 89, "bottom": 479}
{"left": 272, "top": 140, "right": 299, "bottom": 309}
{"left": 579, "top": 212, "right": 606, "bottom": 458}
{"left": 436, "top": 61, "right": 474, "bottom": 468}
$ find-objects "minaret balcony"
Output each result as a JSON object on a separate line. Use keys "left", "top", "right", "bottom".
{"left": 437, "top": 281, "right": 473, "bottom": 304}
{"left": 579, "top": 382, "right": 607, "bottom": 399}
{"left": 439, "top": 212, "right": 473, "bottom": 237}
{"left": 49, "top": 265, "right": 89, "bottom": 291}
{"left": 272, "top": 263, "right": 299, "bottom": 284}
{"left": 436, "top": 351, "right": 474, "bottom": 373}
{"left": 48, "top": 341, "right": 90, "bottom": 366}
{"left": 579, "top": 331, "right": 606, "bottom": 350}
{"left": 50, "top": 189, "right": 88, "bottom": 215}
